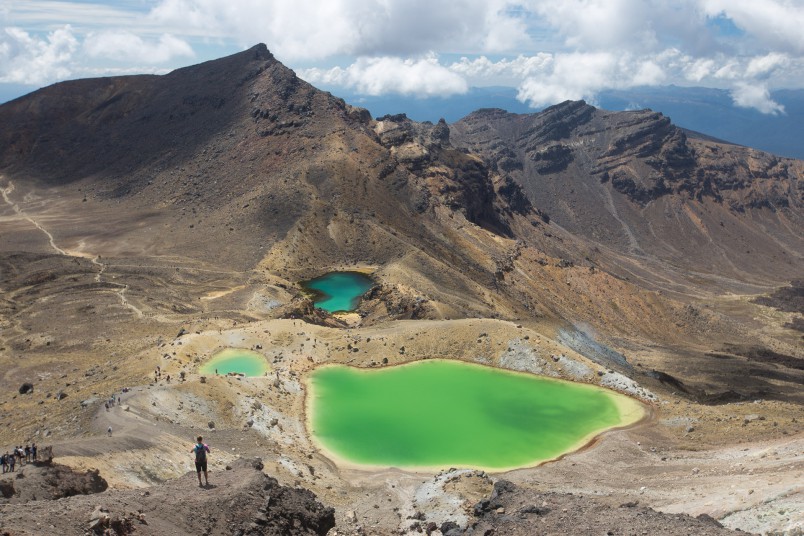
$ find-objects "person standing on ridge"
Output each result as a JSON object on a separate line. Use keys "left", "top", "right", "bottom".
{"left": 192, "top": 436, "right": 210, "bottom": 487}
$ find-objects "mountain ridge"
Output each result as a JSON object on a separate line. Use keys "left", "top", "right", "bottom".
{"left": 451, "top": 100, "right": 804, "bottom": 286}
{"left": 327, "top": 85, "right": 804, "bottom": 159}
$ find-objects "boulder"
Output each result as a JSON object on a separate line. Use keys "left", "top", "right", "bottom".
{"left": 19, "top": 383, "right": 34, "bottom": 395}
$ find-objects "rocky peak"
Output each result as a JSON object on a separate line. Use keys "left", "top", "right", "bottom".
{"left": 430, "top": 118, "right": 451, "bottom": 146}
{"left": 526, "top": 100, "right": 596, "bottom": 144}
{"left": 0, "top": 43, "right": 317, "bottom": 186}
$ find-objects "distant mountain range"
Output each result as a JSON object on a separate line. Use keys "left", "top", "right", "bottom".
{"left": 329, "top": 86, "right": 804, "bottom": 160}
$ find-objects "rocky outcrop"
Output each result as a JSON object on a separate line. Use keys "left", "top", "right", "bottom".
{"left": 465, "top": 479, "right": 742, "bottom": 535}
{"left": 374, "top": 113, "right": 516, "bottom": 236}
{"left": 0, "top": 458, "right": 336, "bottom": 536}
{"left": 244, "top": 475, "right": 336, "bottom": 536}
{"left": 361, "top": 283, "right": 433, "bottom": 320}
{"left": 0, "top": 460, "right": 108, "bottom": 503}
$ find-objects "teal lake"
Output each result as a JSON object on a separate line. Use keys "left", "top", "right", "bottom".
{"left": 301, "top": 271, "right": 374, "bottom": 313}
{"left": 199, "top": 348, "right": 269, "bottom": 377}
{"left": 308, "top": 360, "right": 643, "bottom": 470}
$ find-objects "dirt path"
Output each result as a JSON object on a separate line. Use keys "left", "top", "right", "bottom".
{"left": 52, "top": 392, "right": 170, "bottom": 458}
{"left": 1, "top": 177, "right": 145, "bottom": 318}
{"left": 1, "top": 179, "right": 69, "bottom": 255}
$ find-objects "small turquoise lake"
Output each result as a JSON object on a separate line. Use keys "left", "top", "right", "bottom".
{"left": 300, "top": 271, "right": 374, "bottom": 313}
{"left": 199, "top": 349, "right": 269, "bottom": 377}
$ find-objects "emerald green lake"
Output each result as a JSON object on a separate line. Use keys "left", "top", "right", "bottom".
{"left": 199, "top": 349, "right": 269, "bottom": 377}
{"left": 300, "top": 271, "right": 373, "bottom": 313}
{"left": 308, "top": 360, "right": 642, "bottom": 470}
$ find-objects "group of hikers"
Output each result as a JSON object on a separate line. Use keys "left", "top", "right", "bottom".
{"left": 1, "top": 443, "right": 37, "bottom": 473}
{"left": 104, "top": 392, "right": 123, "bottom": 411}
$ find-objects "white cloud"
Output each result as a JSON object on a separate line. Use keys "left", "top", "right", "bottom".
{"left": 301, "top": 45, "right": 799, "bottom": 114}
{"left": 745, "top": 52, "right": 789, "bottom": 79}
{"left": 0, "top": 24, "right": 193, "bottom": 86}
{"left": 530, "top": 0, "right": 711, "bottom": 54}
{"left": 701, "top": 0, "right": 804, "bottom": 54}
{"left": 450, "top": 54, "right": 553, "bottom": 85}
{"left": 731, "top": 82, "right": 785, "bottom": 114}
{"left": 682, "top": 56, "right": 716, "bottom": 82}
{"left": 515, "top": 52, "right": 667, "bottom": 108}
{"left": 0, "top": 25, "right": 78, "bottom": 84}
{"left": 148, "top": 0, "right": 532, "bottom": 60}
{"left": 84, "top": 32, "right": 194, "bottom": 64}
{"left": 300, "top": 55, "right": 468, "bottom": 97}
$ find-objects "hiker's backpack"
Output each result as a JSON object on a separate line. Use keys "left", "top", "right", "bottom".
{"left": 194, "top": 444, "right": 207, "bottom": 462}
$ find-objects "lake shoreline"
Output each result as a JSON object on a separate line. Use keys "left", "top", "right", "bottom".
{"left": 305, "top": 358, "right": 647, "bottom": 473}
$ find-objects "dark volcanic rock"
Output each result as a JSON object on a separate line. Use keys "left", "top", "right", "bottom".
{"left": 375, "top": 113, "right": 516, "bottom": 237}
{"left": 752, "top": 279, "right": 804, "bottom": 314}
{"left": 494, "top": 175, "right": 532, "bottom": 215}
{"left": 0, "top": 461, "right": 108, "bottom": 503}
{"left": 465, "top": 479, "right": 743, "bottom": 536}
{"left": 243, "top": 475, "right": 335, "bottom": 536}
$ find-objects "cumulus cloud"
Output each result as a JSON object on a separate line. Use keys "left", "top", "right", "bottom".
{"left": 745, "top": 52, "right": 789, "bottom": 79}
{"left": 0, "top": 24, "right": 193, "bottom": 86}
{"left": 530, "top": 0, "right": 713, "bottom": 54}
{"left": 731, "top": 82, "right": 785, "bottom": 114}
{"left": 515, "top": 52, "right": 667, "bottom": 108}
{"left": 701, "top": 0, "right": 804, "bottom": 54}
{"left": 450, "top": 54, "right": 554, "bottom": 85}
{"left": 0, "top": 26, "right": 78, "bottom": 84}
{"left": 148, "top": 0, "right": 531, "bottom": 60}
{"left": 84, "top": 32, "right": 194, "bottom": 64}
{"left": 301, "top": 55, "right": 468, "bottom": 97}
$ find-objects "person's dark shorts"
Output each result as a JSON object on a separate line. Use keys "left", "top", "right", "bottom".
{"left": 195, "top": 460, "right": 207, "bottom": 472}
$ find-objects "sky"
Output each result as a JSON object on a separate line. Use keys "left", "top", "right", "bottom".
{"left": 1, "top": 0, "right": 803, "bottom": 114}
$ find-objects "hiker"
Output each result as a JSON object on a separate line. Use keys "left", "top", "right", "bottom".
{"left": 8, "top": 451, "right": 15, "bottom": 472}
{"left": 1, "top": 452, "right": 7, "bottom": 473}
{"left": 192, "top": 436, "right": 211, "bottom": 487}
{"left": 31, "top": 443, "right": 37, "bottom": 461}
{"left": 107, "top": 426, "right": 113, "bottom": 437}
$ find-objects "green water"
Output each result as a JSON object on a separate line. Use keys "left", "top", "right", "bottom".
{"left": 301, "top": 271, "right": 373, "bottom": 313}
{"left": 309, "top": 360, "right": 641, "bottom": 470}
{"left": 199, "top": 349, "right": 269, "bottom": 377}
